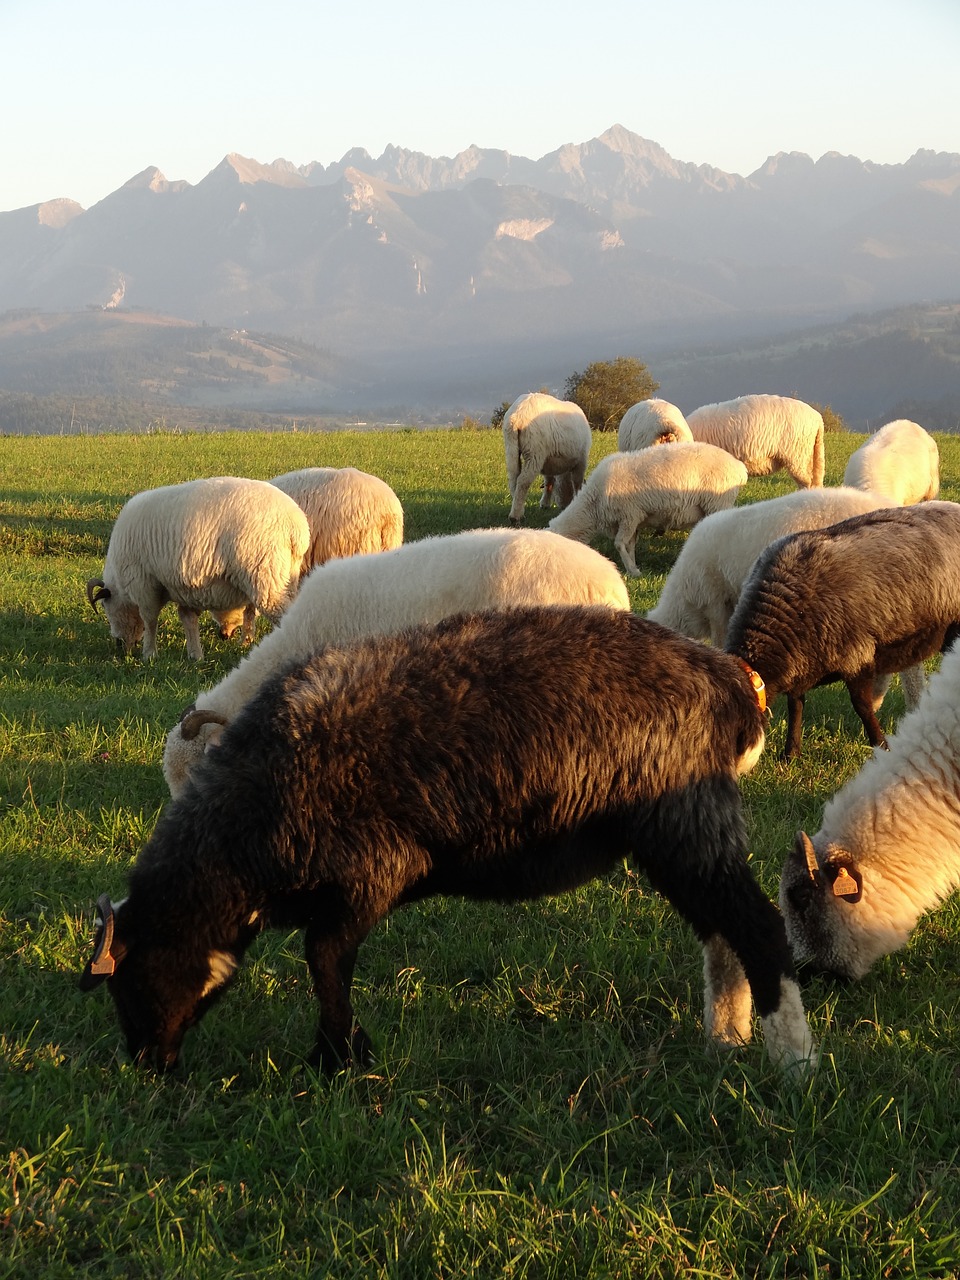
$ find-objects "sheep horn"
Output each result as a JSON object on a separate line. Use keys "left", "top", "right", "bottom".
{"left": 179, "top": 709, "right": 230, "bottom": 741}
{"left": 798, "top": 831, "right": 822, "bottom": 886}
{"left": 86, "top": 578, "right": 111, "bottom": 611}
{"left": 89, "top": 894, "right": 117, "bottom": 977}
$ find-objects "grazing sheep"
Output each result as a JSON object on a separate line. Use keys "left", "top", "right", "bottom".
{"left": 81, "top": 606, "right": 816, "bottom": 1076}
{"left": 725, "top": 502, "right": 960, "bottom": 760}
{"left": 687, "top": 394, "right": 825, "bottom": 488}
{"left": 548, "top": 443, "right": 748, "bottom": 577}
{"left": 86, "top": 477, "right": 310, "bottom": 661}
{"left": 162, "top": 527, "right": 630, "bottom": 797}
{"left": 648, "top": 486, "right": 893, "bottom": 647}
{"left": 617, "top": 398, "right": 693, "bottom": 451}
{"left": 779, "top": 639, "right": 960, "bottom": 981}
{"left": 209, "top": 606, "right": 254, "bottom": 645}
{"left": 843, "top": 419, "right": 940, "bottom": 506}
{"left": 269, "top": 467, "right": 404, "bottom": 572}
{"left": 502, "top": 392, "right": 592, "bottom": 523}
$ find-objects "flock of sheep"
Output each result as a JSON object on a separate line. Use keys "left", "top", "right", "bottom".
{"left": 79, "top": 392, "right": 960, "bottom": 1081}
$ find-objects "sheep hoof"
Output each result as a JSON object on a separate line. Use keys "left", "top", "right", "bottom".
{"left": 309, "top": 1023, "right": 374, "bottom": 1074}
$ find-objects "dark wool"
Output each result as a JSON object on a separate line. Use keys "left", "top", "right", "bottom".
{"left": 725, "top": 502, "right": 960, "bottom": 759}
{"left": 81, "top": 605, "right": 790, "bottom": 1073}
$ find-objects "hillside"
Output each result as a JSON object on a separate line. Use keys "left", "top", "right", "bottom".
{"left": 1, "top": 301, "right": 958, "bottom": 433}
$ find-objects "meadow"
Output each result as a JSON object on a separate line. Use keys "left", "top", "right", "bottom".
{"left": 2, "top": 425, "right": 960, "bottom": 1278}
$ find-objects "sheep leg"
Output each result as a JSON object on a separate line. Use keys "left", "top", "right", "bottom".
{"left": 782, "top": 693, "right": 806, "bottom": 761}
{"left": 176, "top": 605, "right": 205, "bottom": 661}
{"left": 539, "top": 476, "right": 556, "bottom": 510}
{"left": 702, "top": 936, "right": 753, "bottom": 1046}
{"left": 900, "top": 664, "right": 926, "bottom": 711}
{"left": 508, "top": 460, "right": 542, "bottom": 523}
{"left": 554, "top": 471, "right": 579, "bottom": 511}
{"left": 614, "top": 519, "right": 643, "bottom": 577}
{"left": 846, "top": 673, "right": 889, "bottom": 749}
{"left": 141, "top": 612, "right": 160, "bottom": 661}
{"left": 241, "top": 603, "right": 257, "bottom": 645}
{"left": 647, "top": 856, "right": 815, "bottom": 1071}
{"left": 304, "top": 923, "right": 372, "bottom": 1073}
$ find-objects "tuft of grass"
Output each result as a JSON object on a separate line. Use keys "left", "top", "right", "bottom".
{"left": 3, "top": 428, "right": 960, "bottom": 1277}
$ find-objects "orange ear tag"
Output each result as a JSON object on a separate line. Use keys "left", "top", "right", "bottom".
{"left": 832, "top": 867, "right": 859, "bottom": 898}
{"left": 735, "top": 658, "right": 766, "bottom": 714}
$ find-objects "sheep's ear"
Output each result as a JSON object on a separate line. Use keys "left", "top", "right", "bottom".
{"left": 796, "top": 831, "right": 822, "bottom": 886}
{"left": 824, "top": 856, "right": 863, "bottom": 903}
{"left": 78, "top": 894, "right": 127, "bottom": 990}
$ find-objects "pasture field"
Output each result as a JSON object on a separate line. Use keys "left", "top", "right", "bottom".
{"left": 2, "top": 426, "right": 960, "bottom": 1278}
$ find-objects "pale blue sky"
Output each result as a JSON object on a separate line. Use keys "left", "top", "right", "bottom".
{"left": 2, "top": 0, "right": 958, "bottom": 212}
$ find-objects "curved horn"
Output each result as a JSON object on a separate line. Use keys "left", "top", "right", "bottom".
{"left": 798, "top": 831, "right": 822, "bottom": 885}
{"left": 89, "top": 893, "right": 117, "bottom": 977}
{"left": 86, "top": 578, "right": 111, "bottom": 610}
{"left": 179, "top": 709, "right": 230, "bottom": 742}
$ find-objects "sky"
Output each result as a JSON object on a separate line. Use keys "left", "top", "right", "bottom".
{"left": 1, "top": 0, "right": 958, "bottom": 213}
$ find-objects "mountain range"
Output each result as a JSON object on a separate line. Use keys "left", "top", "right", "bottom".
{"left": 1, "top": 125, "right": 959, "bottom": 419}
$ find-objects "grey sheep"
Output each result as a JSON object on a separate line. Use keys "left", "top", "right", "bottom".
{"left": 725, "top": 502, "right": 960, "bottom": 760}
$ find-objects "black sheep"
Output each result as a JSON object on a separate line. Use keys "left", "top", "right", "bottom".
{"left": 80, "top": 605, "right": 814, "bottom": 1075}
{"left": 725, "top": 502, "right": 960, "bottom": 760}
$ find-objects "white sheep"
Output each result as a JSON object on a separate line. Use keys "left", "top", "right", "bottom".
{"left": 547, "top": 442, "right": 748, "bottom": 577}
{"left": 86, "top": 476, "right": 310, "bottom": 661}
{"left": 162, "top": 526, "right": 630, "bottom": 796}
{"left": 686, "top": 394, "right": 825, "bottom": 488}
{"left": 269, "top": 466, "right": 404, "bottom": 572}
{"left": 617, "top": 398, "right": 693, "bottom": 451}
{"left": 502, "top": 392, "right": 592, "bottom": 523}
{"left": 779, "top": 638, "right": 960, "bottom": 980}
{"left": 843, "top": 419, "right": 940, "bottom": 506}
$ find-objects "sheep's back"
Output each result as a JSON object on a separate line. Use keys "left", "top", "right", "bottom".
{"left": 728, "top": 502, "right": 960, "bottom": 689}
{"left": 171, "top": 607, "right": 763, "bottom": 892}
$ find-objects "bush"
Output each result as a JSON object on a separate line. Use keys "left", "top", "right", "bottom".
{"left": 563, "top": 357, "right": 659, "bottom": 432}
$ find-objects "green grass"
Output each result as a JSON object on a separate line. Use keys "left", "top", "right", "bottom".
{"left": 3, "top": 427, "right": 960, "bottom": 1278}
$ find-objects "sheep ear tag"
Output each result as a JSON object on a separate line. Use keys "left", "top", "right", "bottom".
{"left": 829, "top": 864, "right": 863, "bottom": 903}
{"left": 735, "top": 658, "right": 766, "bottom": 714}
{"left": 79, "top": 894, "right": 118, "bottom": 989}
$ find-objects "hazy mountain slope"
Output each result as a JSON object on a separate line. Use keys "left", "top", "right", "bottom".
{"left": 1, "top": 127, "right": 958, "bottom": 360}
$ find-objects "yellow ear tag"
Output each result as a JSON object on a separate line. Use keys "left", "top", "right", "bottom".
{"left": 832, "top": 867, "right": 859, "bottom": 898}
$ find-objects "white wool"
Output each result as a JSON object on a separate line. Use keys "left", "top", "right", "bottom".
{"left": 686, "top": 393, "right": 825, "bottom": 488}
{"left": 843, "top": 419, "right": 940, "bottom": 506}
{"left": 781, "top": 641, "right": 960, "bottom": 979}
{"left": 548, "top": 442, "right": 747, "bottom": 577}
{"left": 617, "top": 398, "right": 693, "bottom": 451}
{"left": 648, "top": 486, "right": 893, "bottom": 646}
{"left": 162, "top": 527, "right": 629, "bottom": 797}
{"left": 96, "top": 476, "right": 310, "bottom": 661}
{"left": 269, "top": 466, "right": 404, "bottom": 571}
{"left": 502, "top": 392, "right": 592, "bottom": 522}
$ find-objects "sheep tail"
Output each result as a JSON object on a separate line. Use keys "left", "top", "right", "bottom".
{"left": 811, "top": 423, "right": 825, "bottom": 487}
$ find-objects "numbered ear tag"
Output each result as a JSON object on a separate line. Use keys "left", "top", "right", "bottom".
{"left": 831, "top": 867, "right": 860, "bottom": 899}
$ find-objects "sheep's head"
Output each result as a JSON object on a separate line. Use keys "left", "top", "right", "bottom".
{"left": 212, "top": 607, "right": 246, "bottom": 642}
{"left": 86, "top": 578, "right": 143, "bottom": 655}
{"left": 79, "top": 895, "right": 239, "bottom": 1072}
{"left": 779, "top": 831, "right": 868, "bottom": 980}
{"left": 161, "top": 708, "right": 230, "bottom": 798}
